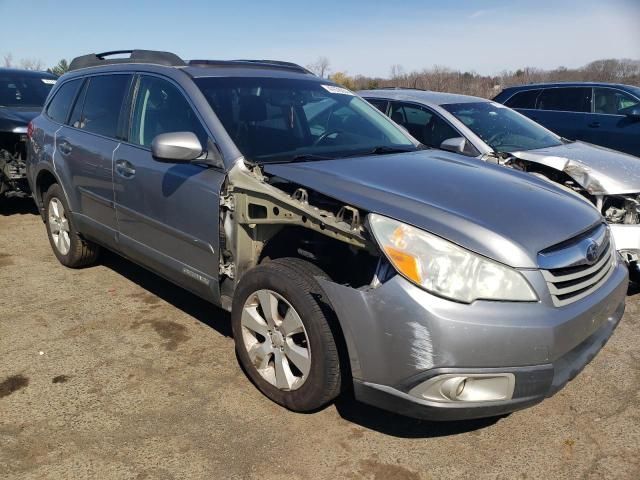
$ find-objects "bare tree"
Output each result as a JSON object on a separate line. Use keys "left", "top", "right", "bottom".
{"left": 3, "top": 53, "right": 13, "bottom": 67}
{"left": 389, "top": 64, "right": 405, "bottom": 86}
{"left": 348, "top": 58, "right": 639, "bottom": 99}
{"left": 19, "top": 58, "right": 45, "bottom": 71}
{"left": 307, "top": 56, "right": 331, "bottom": 78}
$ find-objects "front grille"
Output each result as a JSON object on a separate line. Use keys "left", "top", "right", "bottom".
{"left": 541, "top": 238, "right": 616, "bottom": 307}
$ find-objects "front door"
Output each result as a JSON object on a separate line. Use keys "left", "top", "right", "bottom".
{"left": 113, "top": 74, "right": 225, "bottom": 301}
{"left": 590, "top": 87, "right": 640, "bottom": 156}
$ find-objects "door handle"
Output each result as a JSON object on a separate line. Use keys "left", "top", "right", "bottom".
{"left": 115, "top": 160, "right": 136, "bottom": 178}
{"left": 58, "top": 141, "right": 72, "bottom": 155}
{"left": 588, "top": 122, "right": 601, "bottom": 128}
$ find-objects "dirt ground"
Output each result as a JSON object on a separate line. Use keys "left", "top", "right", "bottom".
{"left": 0, "top": 197, "right": 639, "bottom": 480}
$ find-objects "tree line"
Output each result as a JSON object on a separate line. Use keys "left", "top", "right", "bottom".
{"left": 3, "top": 54, "right": 69, "bottom": 76}
{"left": 5, "top": 52, "right": 640, "bottom": 98}
{"left": 307, "top": 58, "right": 640, "bottom": 99}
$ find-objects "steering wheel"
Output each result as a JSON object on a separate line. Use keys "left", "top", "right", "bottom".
{"left": 313, "top": 129, "right": 342, "bottom": 146}
{"left": 486, "top": 131, "right": 509, "bottom": 146}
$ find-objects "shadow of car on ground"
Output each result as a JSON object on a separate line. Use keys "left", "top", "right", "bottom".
{"left": 0, "top": 197, "right": 39, "bottom": 216}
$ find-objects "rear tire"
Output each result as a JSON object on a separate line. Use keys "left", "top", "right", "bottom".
{"left": 231, "top": 257, "right": 342, "bottom": 412}
{"left": 43, "top": 184, "right": 99, "bottom": 268}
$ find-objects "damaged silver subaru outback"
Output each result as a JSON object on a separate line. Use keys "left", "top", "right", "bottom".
{"left": 27, "top": 51, "right": 628, "bottom": 421}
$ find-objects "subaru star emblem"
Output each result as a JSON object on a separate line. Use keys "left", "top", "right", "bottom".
{"left": 585, "top": 240, "right": 600, "bottom": 265}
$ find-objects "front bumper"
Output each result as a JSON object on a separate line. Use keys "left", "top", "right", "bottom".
{"left": 318, "top": 260, "right": 628, "bottom": 421}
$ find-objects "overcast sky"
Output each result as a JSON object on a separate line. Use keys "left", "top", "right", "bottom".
{"left": 1, "top": 0, "right": 639, "bottom": 77}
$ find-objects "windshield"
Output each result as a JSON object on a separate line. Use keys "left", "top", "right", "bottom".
{"left": 442, "top": 102, "right": 563, "bottom": 153}
{"left": 194, "top": 77, "right": 416, "bottom": 163}
{"left": 0, "top": 73, "right": 56, "bottom": 108}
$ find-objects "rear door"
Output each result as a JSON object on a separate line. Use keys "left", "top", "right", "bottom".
{"left": 589, "top": 87, "right": 640, "bottom": 156}
{"left": 113, "top": 74, "right": 224, "bottom": 301}
{"left": 55, "top": 73, "right": 132, "bottom": 247}
{"left": 533, "top": 87, "right": 592, "bottom": 140}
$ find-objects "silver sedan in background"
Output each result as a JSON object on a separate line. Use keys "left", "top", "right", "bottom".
{"left": 360, "top": 88, "right": 640, "bottom": 281}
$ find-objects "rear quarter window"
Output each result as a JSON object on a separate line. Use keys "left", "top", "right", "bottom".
{"left": 46, "top": 79, "right": 82, "bottom": 124}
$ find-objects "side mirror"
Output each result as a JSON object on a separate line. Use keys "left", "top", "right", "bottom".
{"left": 620, "top": 105, "right": 640, "bottom": 120}
{"left": 440, "top": 137, "right": 467, "bottom": 154}
{"left": 151, "top": 132, "right": 203, "bottom": 162}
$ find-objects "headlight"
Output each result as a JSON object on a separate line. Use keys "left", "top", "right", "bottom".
{"left": 368, "top": 214, "right": 538, "bottom": 303}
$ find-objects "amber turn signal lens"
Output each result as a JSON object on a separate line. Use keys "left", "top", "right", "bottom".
{"left": 384, "top": 246, "right": 421, "bottom": 284}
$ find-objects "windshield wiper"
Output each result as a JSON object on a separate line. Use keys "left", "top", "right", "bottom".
{"left": 344, "top": 145, "right": 421, "bottom": 158}
{"left": 288, "top": 153, "right": 335, "bottom": 163}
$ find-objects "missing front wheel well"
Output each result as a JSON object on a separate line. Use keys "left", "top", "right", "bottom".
{"left": 259, "top": 227, "right": 380, "bottom": 288}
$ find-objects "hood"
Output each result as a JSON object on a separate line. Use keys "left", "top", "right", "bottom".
{"left": 264, "top": 151, "right": 603, "bottom": 268}
{"left": 0, "top": 107, "right": 42, "bottom": 132}
{"left": 511, "top": 141, "right": 640, "bottom": 195}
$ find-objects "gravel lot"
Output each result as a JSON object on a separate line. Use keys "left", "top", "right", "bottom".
{"left": 1, "top": 197, "right": 639, "bottom": 480}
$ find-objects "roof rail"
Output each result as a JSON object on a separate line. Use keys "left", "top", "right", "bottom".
{"left": 377, "top": 86, "right": 429, "bottom": 91}
{"left": 188, "top": 59, "right": 314, "bottom": 75}
{"left": 69, "top": 50, "right": 186, "bottom": 71}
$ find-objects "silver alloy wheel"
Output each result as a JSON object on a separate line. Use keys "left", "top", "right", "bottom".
{"left": 48, "top": 197, "right": 71, "bottom": 255}
{"left": 241, "top": 289, "right": 311, "bottom": 391}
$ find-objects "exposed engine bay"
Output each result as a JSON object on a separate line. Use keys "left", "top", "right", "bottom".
{"left": 0, "top": 131, "right": 30, "bottom": 199}
{"left": 602, "top": 196, "right": 640, "bottom": 225}
{"left": 490, "top": 150, "right": 640, "bottom": 275}
{"left": 492, "top": 152, "right": 640, "bottom": 228}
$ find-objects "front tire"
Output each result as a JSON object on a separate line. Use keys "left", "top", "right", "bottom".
{"left": 231, "top": 258, "right": 342, "bottom": 412}
{"left": 43, "top": 184, "right": 99, "bottom": 268}
{"left": 629, "top": 262, "right": 640, "bottom": 284}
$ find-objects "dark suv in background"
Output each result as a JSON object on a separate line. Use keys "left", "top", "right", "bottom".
{"left": 493, "top": 82, "right": 640, "bottom": 157}
{"left": 26, "top": 50, "right": 628, "bottom": 421}
{"left": 0, "top": 68, "right": 57, "bottom": 200}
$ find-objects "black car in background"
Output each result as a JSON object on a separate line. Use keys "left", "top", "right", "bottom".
{"left": 0, "top": 68, "right": 57, "bottom": 199}
{"left": 494, "top": 82, "right": 640, "bottom": 157}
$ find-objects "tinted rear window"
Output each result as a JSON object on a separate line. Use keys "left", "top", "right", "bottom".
{"left": 537, "top": 87, "right": 592, "bottom": 113}
{"left": 46, "top": 79, "right": 82, "bottom": 123}
{"left": 504, "top": 89, "right": 541, "bottom": 109}
{"left": 77, "top": 75, "right": 131, "bottom": 138}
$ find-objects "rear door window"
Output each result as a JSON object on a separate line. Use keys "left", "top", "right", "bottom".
{"left": 390, "top": 102, "right": 433, "bottom": 140}
{"left": 536, "top": 87, "right": 592, "bottom": 113}
{"left": 504, "top": 89, "right": 541, "bottom": 109}
{"left": 46, "top": 79, "right": 82, "bottom": 124}
{"left": 390, "top": 102, "right": 460, "bottom": 148}
{"left": 593, "top": 88, "right": 640, "bottom": 115}
{"left": 77, "top": 74, "right": 132, "bottom": 138}
{"left": 366, "top": 98, "right": 389, "bottom": 113}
